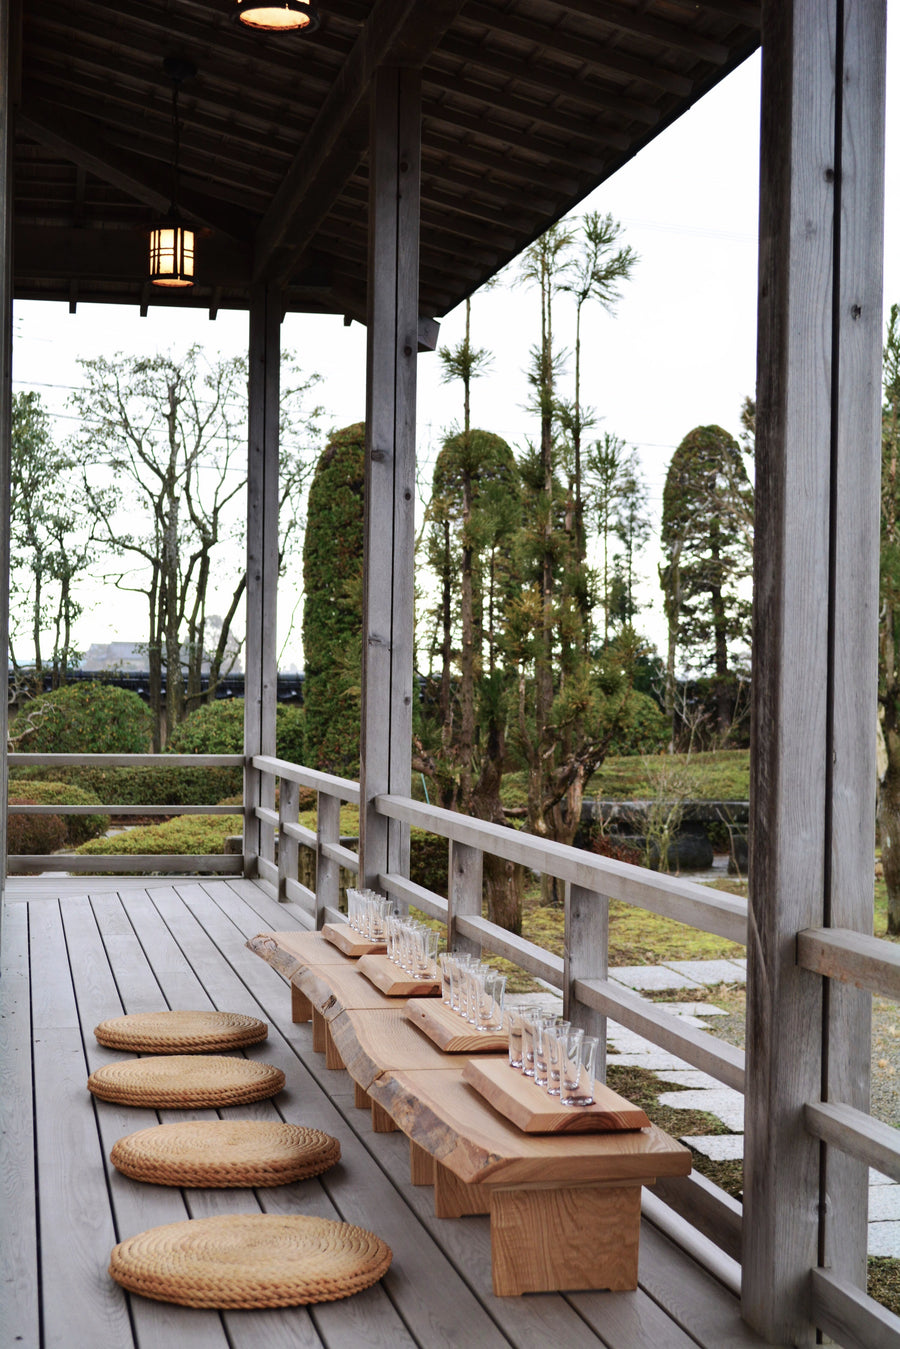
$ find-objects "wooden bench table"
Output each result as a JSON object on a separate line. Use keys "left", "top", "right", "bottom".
{"left": 248, "top": 929, "right": 692, "bottom": 1296}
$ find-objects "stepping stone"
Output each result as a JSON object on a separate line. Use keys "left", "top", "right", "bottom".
{"left": 867, "top": 1221, "right": 900, "bottom": 1257}
{"left": 608, "top": 1051, "right": 696, "bottom": 1073}
{"left": 682, "top": 1134, "right": 744, "bottom": 1161}
{"left": 655, "top": 1069, "right": 727, "bottom": 1090}
{"left": 869, "top": 1185, "right": 900, "bottom": 1222}
{"left": 662, "top": 959, "right": 747, "bottom": 985}
{"left": 660, "top": 1002, "right": 728, "bottom": 1018}
{"left": 657, "top": 1088, "right": 745, "bottom": 1132}
{"left": 609, "top": 966, "right": 705, "bottom": 992}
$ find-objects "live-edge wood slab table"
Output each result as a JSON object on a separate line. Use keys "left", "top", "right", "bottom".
{"left": 248, "top": 930, "right": 691, "bottom": 1296}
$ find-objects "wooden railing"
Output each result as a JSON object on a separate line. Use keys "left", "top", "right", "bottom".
{"left": 250, "top": 755, "right": 746, "bottom": 1286}
{"left": 6, "top": 752, "right": 244, "bottom": 874}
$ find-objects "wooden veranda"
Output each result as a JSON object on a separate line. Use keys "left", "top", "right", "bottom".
{"left": 1, "top": 3, "right": 899, "bottom": 1347}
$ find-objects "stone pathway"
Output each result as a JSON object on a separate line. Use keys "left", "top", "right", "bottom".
{"left": 522, "top": 958, "right": 898, "bottom": 1258}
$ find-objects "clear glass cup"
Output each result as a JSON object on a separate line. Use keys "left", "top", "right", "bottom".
{"left": 561, "top": 1032, "right": 598, "bottom": 1107}
{"left": 439, "top": 952, "right": 454, "bottom": 1003}
{"left": 543, "top": 1019, "right": 570, "bottom": 1095}
{"left": 477, "top": 971, "right": 506, "bottom": 1032}
{"left": 521, "top": 1010, "right": 543, "bottom": 1077}
{"left": 506, "top": 1004, "right": 528, "bottom": 1069}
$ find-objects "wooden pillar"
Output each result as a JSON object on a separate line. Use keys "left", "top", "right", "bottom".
{"left": 243, "top": 283, "right": 281, "bottom": 877}
{"left": 0, "top": 0, "right": 13, "bottom": 898}
{"left": 744, "top": 3, "right": 885, "bottom": 1342}
{"left": 564, "top": 883, "right": 607, "bottom": 1074}
{"left": 359, "top": 68, "right": 420, "bottom": 890}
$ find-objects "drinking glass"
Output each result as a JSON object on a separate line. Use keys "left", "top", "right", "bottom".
{"left": 544, "top": 1019, "right": 570, "bottom": 1096}
{"left": 506, "top": 1004, "right": 528, "bottom": 1069}
{"left": 439, "top": 952, "right": 454, "bottom": 1004}
{"left": 561, "top": 1032, "right": 598, "bottom": 1107}
{"left": 521, "top": 1010, "right": 543, "bottom": 1077}
{"left": 477, "top": 971, "right": 506, "bottom": 1032}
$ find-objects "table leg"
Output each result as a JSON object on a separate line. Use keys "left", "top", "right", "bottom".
{"left": 434, "top": 1162, "right": 490, "bottom": 1218}
{"left": 409, "top": 1139, "right": 434, "bottom": 1186}
{"left": 354, "top": 1082, "right": 371, "bottom": 1110}
{"left": 312, "top": 1008, "right": 326, "bottom": 1053}
{"left": 291, "top": 985, "right": 311, "bottom": 1023}
{"left": 489, "top": 1181, "right": 642, "bottom": 1296}
{"left": 370, "top": 1100, "right": 397, "bottom": 1133}
{"left": 324, "top": 1021, "right": 345, "bottom": 1070}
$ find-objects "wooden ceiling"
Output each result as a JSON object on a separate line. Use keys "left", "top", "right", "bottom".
{"left": 11, "top": 0, "right": 760, "bottom": 319}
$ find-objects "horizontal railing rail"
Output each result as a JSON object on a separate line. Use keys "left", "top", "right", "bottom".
{"left": 798, "top": 926, "right": 900, "bottom": 1001}
{"left": 6, "top": 751, "right": 244, "bottom": 874}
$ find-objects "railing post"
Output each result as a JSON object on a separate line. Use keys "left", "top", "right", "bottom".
{"left": 278, "top": 776, "right": 299, "bottom": 905}
{"left": 745, "top": 3, "right": 885, "bottom": 1341}
{"left": 564, "top": 883, "right": 608, "bottom": 1077}
{"left": 0, "top": 0, "right": 12, "bottom": 900}
{"left": 448, "top": 841, "right": 481, "bottom": 957}
{"left": 243, "top": 283, "right": 281, "bottom": 879}
{"left": 316, "top": 792, "right": 341, "bottom": 928}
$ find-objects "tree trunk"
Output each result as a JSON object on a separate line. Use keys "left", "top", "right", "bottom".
{"left": 880, "top": 768, "right": 900, "bottom": 935}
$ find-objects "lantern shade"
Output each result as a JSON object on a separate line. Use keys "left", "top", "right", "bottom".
{"left": 149, "top": 222, "right": 195, "bottom": 288}
{"left": 235, "top": 0, "right": 319, "bottom": 31}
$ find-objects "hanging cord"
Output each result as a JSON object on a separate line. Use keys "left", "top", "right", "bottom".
{"left": 170, "top": 79, "right": 182, "bottom": 217}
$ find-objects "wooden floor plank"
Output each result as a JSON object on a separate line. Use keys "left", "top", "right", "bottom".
{"left": 208, "top": 877, "right": 314, "bottom": 933}
{"left": 63, "top": 894, "right": 233, "bottom": 1349}
{"left": 132, "top": 890, "right": 411, "bottom": 1349}
{"left": 0, "top": 901, "right": 40, "bottom": 1349}
{"left": 637, "top": 1222, "right": 771, "bottom": 1348}
{"left": 168, "top": 886, "right": 513, "bottom": 1348}
{"left": 28, "top": 900, "right": 135, "bottom": 1349}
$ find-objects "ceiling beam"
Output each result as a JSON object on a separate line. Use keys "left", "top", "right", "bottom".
{"left": 252, "top": 0, "right": 467, "bottom": 285}
{"left": 545, "top": 0, "right": 730, "bottom": 62}
{"left": 18, "top": 99, "right": 252, "bottom": 241}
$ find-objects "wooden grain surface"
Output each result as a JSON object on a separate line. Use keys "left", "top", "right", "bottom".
{"left": 322, "top": 921, "right": 386, "bottom": 957}
{"left": 490, "top": 1184, "right": 641, "bottom": 1295}
{"left": 462, "top": 1058, "right": 650, "bottom": 1133}
{"left": 357, "top": 953, "right": 441, "bottom": 997}
{"left": 404, "top": 996, "right": 508, "bottom": 1053}
{"left": 373, "top": 1068, "right": 691, "bottom": 1188}
{"left": 296, "top": 961, "right": 399, "bottom": 1015}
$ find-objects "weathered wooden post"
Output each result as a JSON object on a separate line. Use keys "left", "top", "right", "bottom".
{"left": 564, "top": 883, "right": 608, "bottom": 1071}
{"left": 358, "top": 67, "right": 420, "bottom": 893}
{"left": 243, "top": 283, "right": 281, "bottom": 880}
{"left": 744, "top": 2, "right": 885, "bottom": 1341}
{"left": 0, "top": 0, "right": 13, "bottom": 898}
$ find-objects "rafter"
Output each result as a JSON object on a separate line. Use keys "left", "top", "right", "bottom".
{"left": 18, "top": 99, "right": 252, "bottom": 240}
{"left": 253, "top": 0, "right": 467, "bottom": 285}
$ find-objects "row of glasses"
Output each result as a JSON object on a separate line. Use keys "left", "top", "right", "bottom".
{"left": 386, "top": 914, "right": 439, "bottom": 980}
{"left": 346, "top": 887, "right": 393, "bottom": 942}
{"left": 506, "top": 1005, "right": 599, "bottom": 1106}
{"left": 438, "top": 950, "right": 506, "bottom": 1033}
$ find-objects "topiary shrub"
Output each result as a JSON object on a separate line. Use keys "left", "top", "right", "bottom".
{"left": 11, "top": 682, "right": 153, "bottom": 754}
{"left": 605, "top": 689, "right": 670, "bottom": 757}
{"left": 76, "top": 813, "right": 242, "bottom": 857}
{"left": 167, "top": 699, "right": 306, "bottom": 767}
{"left": 6, "top": 780, "right": 109, "bottom": 846}
{"left": 15, "top": 764, "right": 242, "bottom": 806}
{"left": 302, "top": 423, "right": 365, "bottom": 775}
{"left": 7, "top": 799, "right": 67, "bottom": 854}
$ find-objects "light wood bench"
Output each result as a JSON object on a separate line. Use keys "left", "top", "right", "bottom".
{"left": 248, "top": 930, "right": 692, "bottom": 1296}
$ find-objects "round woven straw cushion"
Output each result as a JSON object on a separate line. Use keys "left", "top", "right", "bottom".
{"left": 109, "top": 1213, "right": 392, "bottom": 1308}
{"left": 94, "top": 1010, "right": 268, "bottom": 1054}
{"left": 110, "top": 1121, "right": 341, "bottom": 1188}
{"left": 88, "top": 1056, "right": 285, "bottom": 1109}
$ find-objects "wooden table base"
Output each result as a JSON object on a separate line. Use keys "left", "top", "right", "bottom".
{"left": 489, "top": 1181, "right": 641, "bottom": 1296}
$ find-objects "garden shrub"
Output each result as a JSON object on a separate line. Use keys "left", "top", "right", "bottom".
{"left": 76, "top": 814, "right": 242, "bottom": 857}
{"left": 167, "top": 698, "right": 306, "bottom": 766}
{"left": 605, "top": 689, "right": 669, "bottom": 757}
{"left": 6, "top": 779, "right": 109, "bottom": 846}
{"left": 15, "top": 764, "right": 242, "bottom": 806}
{"left": 7, "top": 798, "right": 67, "bottom": 854}
{"left": 302, "top": 424, "right": 365, "bottom": 775}
{"left": 410, "top": 829, "right": 448, "bottom": 899}
{"left": 11, "top": 682, "right": 153, "bottom": 754}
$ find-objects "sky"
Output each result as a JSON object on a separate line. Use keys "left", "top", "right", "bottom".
{"left": 11, "top": 23, "right": 900, "bottom": 670}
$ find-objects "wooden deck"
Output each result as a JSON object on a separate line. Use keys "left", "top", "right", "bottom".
{"left": 1, "top": 878, "right": 776, "bottom": 1349}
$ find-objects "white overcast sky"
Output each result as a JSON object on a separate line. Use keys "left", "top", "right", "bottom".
{"left": 11, "top": 24, "right": 900, "bottom": 668}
